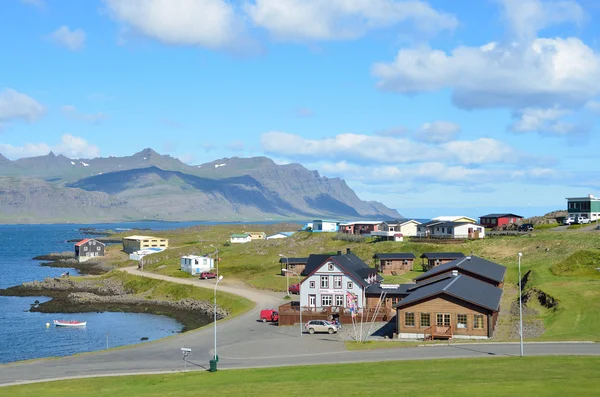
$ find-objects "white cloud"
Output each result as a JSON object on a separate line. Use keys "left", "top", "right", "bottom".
{"left": 244, "top": 0, "right": 457, "bottom": 41}
{"left": 48, "top": 26, "right": 86, "bottom": 51}
{"left": 21, "top": 0, "right": 45, "bottom": 8}
{"left": 0, "top": 134, "right": 100, "bottom": 159}
{"left": 104, "top": 0, "right": 247, "bottom": 49}
{"left": 498, "top": 0, "right": 585, "bottom": 41}
{"left": 260, "top": 131, "right": 545, "bottom": 166}
{"left": 373, "top": 37, "right": 600, "bottom": 110}
{"left": 61, "top": 105, "right": 108, "bottom": 124}
{"left": 414, "top": 121, "right": 460, "bottom": 143}
{"left": 0, "top": 88, "right": 45, "bottom": 128}
{"left": 509, "top": 106, "right": 584, "bottom": 136}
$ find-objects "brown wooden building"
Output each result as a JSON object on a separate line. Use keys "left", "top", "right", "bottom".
{"left": 279, "top": 257, "right": 309, "bottom": 276}
{"left": 414, "top": 255, "right": 506, "bottom": 288}
{"left": 420, "top": 252, "right": 465, "bottom": 271}
{"left": 373, "top": 253, "right": 416, "bottom": 275}
{"left": 395, "top": 272, "right": 503, "bottom": 339}
{"left": 74, "top": 238, "right": 105, "bottom": 263}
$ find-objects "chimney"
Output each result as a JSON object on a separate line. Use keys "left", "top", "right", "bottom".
{"left": 337, "top": 250, "right": 342, "bottom": 256}
{"left": 452, "top": 270, "right": 459, "bottom": 277}
{"left": 346, "top": 248, "right": 351, "bottom": 254}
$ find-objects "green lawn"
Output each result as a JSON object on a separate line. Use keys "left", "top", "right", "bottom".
{"left": 5, "top": 356, "right": 599, "bottom": 396}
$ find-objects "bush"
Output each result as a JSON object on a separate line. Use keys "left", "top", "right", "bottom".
{"left": 332, "top": 233, "right": 366, "bottom": 243}
{"left": 223, "top": 241, "right": 231, "bottom": 247}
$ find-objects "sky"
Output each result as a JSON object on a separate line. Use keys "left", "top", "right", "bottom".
{"left": 1, "top": 0, "right": 599, "bottom": 219}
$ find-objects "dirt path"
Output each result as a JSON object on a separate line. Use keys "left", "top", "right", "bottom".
{"left": 121, "top": 266, "right": 283, "bottom": 307}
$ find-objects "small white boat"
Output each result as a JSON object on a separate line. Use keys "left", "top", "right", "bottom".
{"left": 53, "top": 320, "right": 87, "bottom": 327}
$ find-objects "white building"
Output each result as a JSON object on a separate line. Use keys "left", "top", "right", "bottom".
{"left": 180, "top": 255, "right": 215, "bottom": 275}
{"left": 311, "top": 220, "right": 340, "bottom": 232}
{"left": 428, "top": 222, "right": 486, "bottom": 239}
{"left": 299, "top": 249, "right": 381, "bottom": 310}
{"left": 129, "top": 247, "right": 165, "bottom": 261}
{"left": 230, "top": 233, "right": 251, "bottom": 244}
{"left": 266, "top": 231, "right": 295, "bottom": 240}
{"left": 431, "top": 216, "right": 477, "bottom": 223}
{"left": 370, "top": 219, "right": 421, "bottom": 240}
{"left": 566, "top": 194, "right": 600, "bottom": 221}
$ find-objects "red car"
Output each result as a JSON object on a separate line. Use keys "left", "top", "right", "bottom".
{"left": 288, "top": 283, "right": 300, "bottom": 294}
{"left": 199, "top": 271, "right": 217, "bottom": 280}
{"left": 260, "top": 309, "right": 279, "bottom": 322}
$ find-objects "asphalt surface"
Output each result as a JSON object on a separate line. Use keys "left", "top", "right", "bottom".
{"left": 1, "top": 268, "right": 599, "bottom": 387}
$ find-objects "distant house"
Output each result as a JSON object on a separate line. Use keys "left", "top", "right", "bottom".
{"left": 279, "top": 257, "right": 309, "bottom": 276}
{"left": 267, "top": 231, "right": 295, "bottom": 240}
{"left": 300, "top": 248, "right": 381, "bottom": 310}
{"left": 339, "top": 221, "right": 382, "bottom": 235}
{"left": 414, "top": 256, "right": 506, "bottom": 288}
{"left": 371, "top": 219, "right": 421, "bottom": 240}
{"left": 566, "top": 194, "right": 600, "bottom": 222}
{"left": 180, "top": 255, "right": 214, "bottom": 276}
{"left": 230, "top": 233, "right": 251, "bottom": 244}
{"left": 373, "top": 253, "right": 416, "bottom": 275}
{"left": 395, "top": 271, "right": 503, "bottom": 339}
{"left": 427, "top": 222, "right": 485, "bottom": 239}
{"left": 247, "top": 231, "right": 266, "bottom": 241}
{"left": 365, "top": 283, "right": 412, "bottom": 316}
{"left": 74, "top": 238, "right": 105, "bottom": 262}
{"left": 122, "top": 235, "right": 168, "bottom": 254}
{"left": 311, "top": 220, "right": 340, "bottom": 233}
{"left": 420, "top": 252, "right": 465, "bottom": 271}
{"left": 432, "top": 216, "right": 477, "bottom": 223}
{"left": 479, "top": 213, "right": 523, "bottom": 229}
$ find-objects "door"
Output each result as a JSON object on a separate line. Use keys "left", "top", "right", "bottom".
{"left": 308, "top": 295, "right": 316, "bottom": 309}
{"left": 436, "top": 313, "right": 451, "bottom": 327}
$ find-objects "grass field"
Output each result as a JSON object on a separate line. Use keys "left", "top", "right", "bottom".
{"left": 5, "top": 356, "right": 599, "bottom": 396}
{"left": 101, "top": 224, "right": 600, "bottom": 341}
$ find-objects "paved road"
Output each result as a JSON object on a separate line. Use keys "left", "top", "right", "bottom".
{"left": 1, "top": 268, "right": 599, "bottom": 387}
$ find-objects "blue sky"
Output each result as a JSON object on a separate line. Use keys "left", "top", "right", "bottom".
{"left": 1, "top": 0, "right": 599, "bottom": 218}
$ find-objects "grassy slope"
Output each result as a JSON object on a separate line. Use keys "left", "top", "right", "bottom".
{"left": 104, "top": 225, "right": 600, "bottom": 341}
{"left": 5, "top": 356, "right": 599, "bottom": 396}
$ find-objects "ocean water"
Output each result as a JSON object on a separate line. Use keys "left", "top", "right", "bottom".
{"left": 0, "top": 222, "right": 212, "bottom": 364}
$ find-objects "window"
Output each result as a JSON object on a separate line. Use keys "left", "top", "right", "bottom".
{"left": 391, "top": 297, "right": 399, "bottom": 305}
{"left": 328, "top": 263, "right": 334, "bottom": 271}
{"left": 347, "top": 281, "right": 353, "bottom": 289}
{"left": 420, "top": 313, "right": 430, "bottom": 328}
{"left": 457, "top": 314, "right": 467, "bottom": 329}
{"left": 92, "top": 240, "right": 96, "bottom": 245}
{"left": 335, "top": 295, "right": 344, "bottom": 306}
{"left": 96, "top": 247, "right": 101, "bottom": 251}
{"left": 310, "top": 281, "right": 315, "bottom": 289}
{"left": 333, "top": 276, "right": 342, "bottom": 289}
{"left": 309, "top": 295, "right": 316, "bottom": 306}
{"left": 405, "top": 312, "right": 415, "bottom": 327}
{"left": 320, "top": 276, "right": 329, "bottom": 288}
{"left": 474, "top": 314, "right": 484, "bottom": 329}
{"left": 83, "top": 247, "right": 88, "bottom": 251}
{"left": 321, "top": 295, "right": 333, "bottom": 306}
{"left": 289, "top": 264, "right": 295, "bottom": 269}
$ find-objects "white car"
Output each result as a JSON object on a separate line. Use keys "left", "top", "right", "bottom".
{"left": 563, "top": 217, "right": 575, "bottom": 225}
{"left": 576, "top": 216, "right": 591, "bottom": 224}
{"left": 304, "top": 320, "right": 339, "bottom": 334}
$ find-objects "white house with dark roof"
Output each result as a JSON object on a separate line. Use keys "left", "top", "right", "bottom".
{"left": 299, "top": 248, "right": 381, "bottom": 310}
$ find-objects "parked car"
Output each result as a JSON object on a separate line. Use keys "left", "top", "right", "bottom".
{"left": 563, "top": 217, "right": 575, "bottom": 225}
{"left": 259, "top": 309, "right": 279, "bottom": 323}
{"left": 518, "top": 223, "right": 534, "bottom": 232}
{"left": 199, "top": 271, "right": 217, "bottom": 279}
{"left": 288, "top": 283, "right": 300, "bottom": 294}
{"left": 576, "top": 216, "right": 591, "bottom": 224}
{"left": 304, "top": 320, "right": 339, "bottom": 334}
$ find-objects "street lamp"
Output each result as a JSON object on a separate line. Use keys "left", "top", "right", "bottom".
{"left": 282, "top": 269, "right": 302, "bottom": 338}
{"left": 210, "top": 244, "right": 219, "bottom": 279}
{"left": 279, "top": 254, "right": 289, "bottom": 297}
{"left": 214, "top": 275, "right": 223, "bottom": 363}
{"left": 518, "top": 252, "right": 524, "bottom": 357}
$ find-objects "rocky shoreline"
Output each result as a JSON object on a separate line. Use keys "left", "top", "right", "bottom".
{"left": 33, "top": 253, "right": 115, "bottom": 276}
{"left": 0, "top": 277, "right": 227, "bottom": 333}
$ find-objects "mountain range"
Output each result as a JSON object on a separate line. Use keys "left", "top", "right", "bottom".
{"left": 0, "top": 148, "right": 400, "bottom": 223}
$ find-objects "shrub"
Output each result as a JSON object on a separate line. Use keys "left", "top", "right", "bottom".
{"left": 332, "top": 233, "right": 366, "bottom": 243}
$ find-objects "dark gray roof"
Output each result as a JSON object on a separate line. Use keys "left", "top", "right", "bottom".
{"left": 302, "top": 251, "right": 380, "bottom": 287}
{"left": 420, "top": 252, "right": 466, "bottom": 260}
{"left": 479, "top": 213, "right": 523, "bottom": 219}
{"left": 278, "top": 257, "right": 309, "bottom": 264}
{"left": 414, "top": 255, "right": 506, "bottom": 284}
{"left": 395, "top": 274, "right": 502, "bottom": 312}
{"left": 365, "top": 283, "right": 412, "bottom": 297}
{"left": 373, "top": 253, "right": 416, "bottom": 260}
{"left": 419, "top": 220, "right": 444, "bottom": 227}
{"left": 301, "top": 254, "right": 331, "bottom": 276}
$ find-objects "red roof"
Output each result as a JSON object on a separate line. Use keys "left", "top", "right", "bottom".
{"left": 75, "top": 238, "right": 91, "bottom": 247}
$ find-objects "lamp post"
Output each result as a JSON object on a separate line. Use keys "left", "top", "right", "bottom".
{"left": 518, "top": 252, "right": 524, "bottom": 357}
{"left": 282, "top": 269, "right": 302, "bottom": 338}
{"left": 210, "top": 244, "right": 219, "bottom": 279}
{"left": 279, "top": 254, "right": 289, "bottom": 297}
{"left": 214, "top": 275, "right": 223, "bottom": 362}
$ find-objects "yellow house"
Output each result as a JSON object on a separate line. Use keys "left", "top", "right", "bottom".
{"left": 247, "top": 231, "right": 266, "bottom": 241}
{"left": 122, "top": 235, "right": 169, "bottom": 254}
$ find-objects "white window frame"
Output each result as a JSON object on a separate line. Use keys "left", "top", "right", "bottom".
{"left": 347, "top": 281, "right": 353, "bottom": 289}
{"left": 309, "top": 281, "right": 315, "bottom": 289}
{"left": 333, "top": 276, "right": 342, "bottom": 289}
{"left": 328, "top": 263, "right": 334, "bottom": 271}
{"left": 321, "top": 295, "right": 333, "bottom": 306}
{"left": 320, "top": 276, "right": 329, "bottom": 288}
{"left": 335, "top": 295, "right": 344, "bottom": 307}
